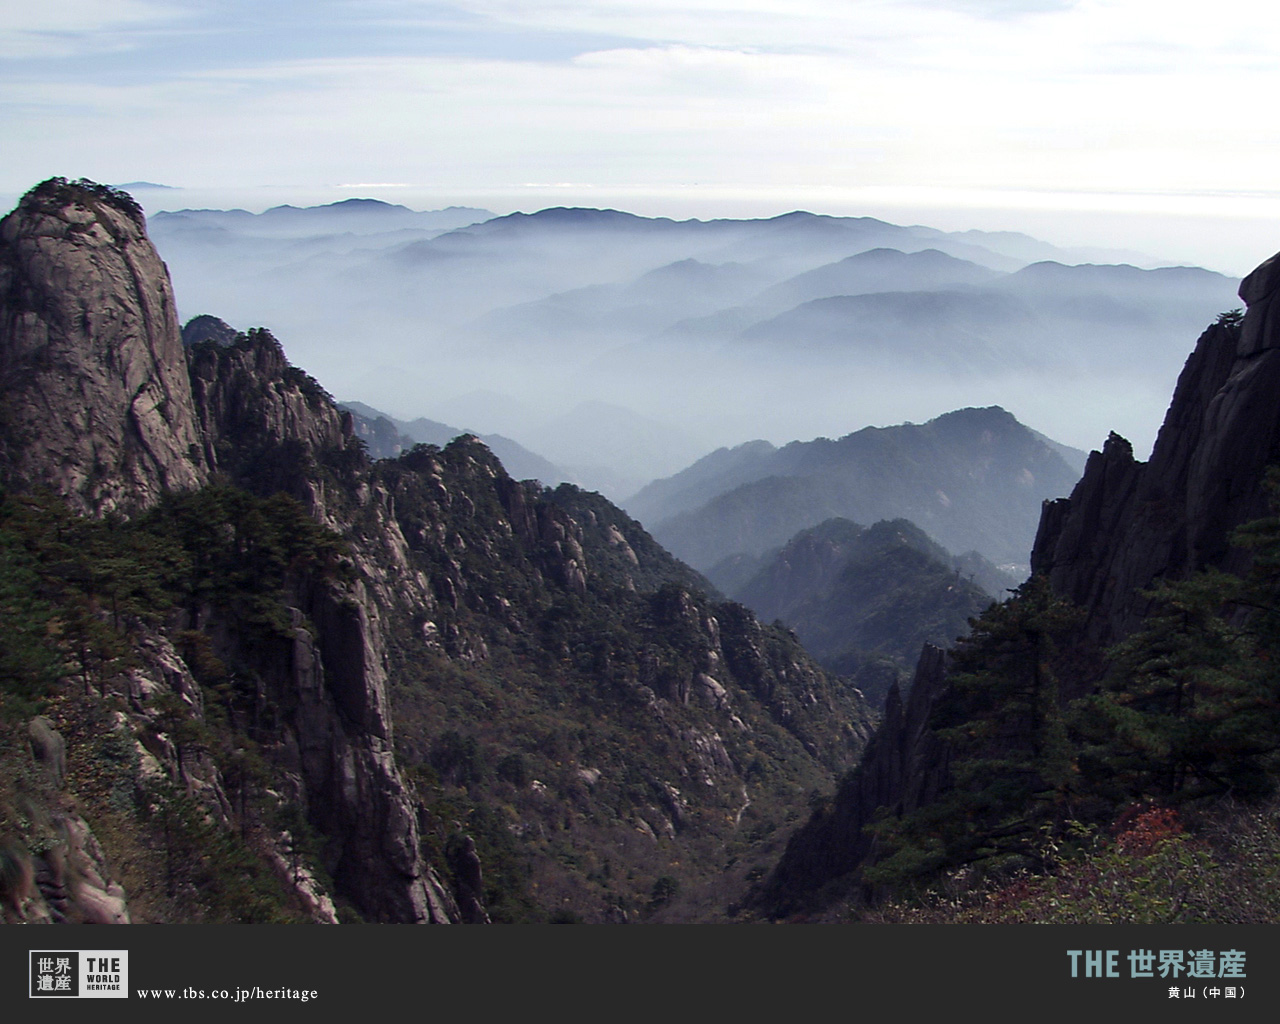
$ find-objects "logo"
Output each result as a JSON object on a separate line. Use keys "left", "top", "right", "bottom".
{"left": 30, "top": 950, "right": 129, "bottom": 999}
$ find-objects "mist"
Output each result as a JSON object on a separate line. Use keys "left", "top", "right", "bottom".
{"left": 146, "top": 198, "right": 1242, "bottom": 498}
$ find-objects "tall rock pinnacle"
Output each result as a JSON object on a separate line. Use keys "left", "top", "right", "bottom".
{"left": 0, "top": 178, "right": 206, "bottom": 515}
{"left": 1031, "top": 258, "right": 1280, "bottom": 662}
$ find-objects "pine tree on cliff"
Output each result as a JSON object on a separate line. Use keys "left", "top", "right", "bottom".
{"left": 1079, "top": 475, "right": 1280, "bottom": 802}
{"left": 868, "top": 576, "right": 1081, "bottom": 882}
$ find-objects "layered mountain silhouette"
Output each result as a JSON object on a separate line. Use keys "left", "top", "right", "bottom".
{"left": 627, "top": 406, "right": 1087, "bottom": 574}
{"left": 146, "top": 202, "right": 1238, "bottom": 487}
{"left": 0, "top": 178, "right": 884, "bottom": 924}
{"left": 4, "top": 176, "right": 1268, "bottom": 927}
{"left": 334, "top": 397, "right": 567, "bottom": 484}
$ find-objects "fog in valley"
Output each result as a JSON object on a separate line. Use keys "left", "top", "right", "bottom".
{"left": 146, "top": 195, "right": 1242, "bottom": 501}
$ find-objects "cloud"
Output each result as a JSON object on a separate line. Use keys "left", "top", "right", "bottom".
{"left": 0, "top": 0, "right": 188, "bottom": 58}
{"left": 5, "top": 0, "right": 1280, "bottom": 220}
{"left": 919, "top": 0, "right": 1077, "bottom": 17}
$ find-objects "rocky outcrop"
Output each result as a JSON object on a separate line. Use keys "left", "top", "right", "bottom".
{"left": 1032, "top": 265, "right": 1280, "bottom": 666}
{"left": 186, "top": 329, "right": 357, "bottom": 519}
{"left": 281, "top": 586, "right": 457, "bottom": 923}
{"left": 0, "top": 178, "right": 877, "bottom": 923}
{"left": 0, "top": 179, "right": 206, "bottom": 515}
{"left": 180, "top": 314, "right": 239, "bottom": 348}
{"left": 3, "top": 717, "right": 130, "bottom": 925}
{"left": 0, "top": 180, "right": 457, "bottom": 923}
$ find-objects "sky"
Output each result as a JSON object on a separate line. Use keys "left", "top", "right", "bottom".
{"left": 4, "top": 0, "right": 1280, "bottom": 273}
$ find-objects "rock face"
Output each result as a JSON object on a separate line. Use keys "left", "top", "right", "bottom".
{"left": 0, "top": 179, "right": 206, "bottom": 515}
{"left": 757, "top": 645, "right": 950, "bottom": 910}
{"left": 186, "top": 327, "right": 355, "bottom": 520}
{"left": 0, "top": 180, "right": 457, "bottom": 923}
{"left": 759, "top": 253, "right": 1280, "bottom": 914}
{"left": 1032, "top": 266, "right": 1280, "bottom": 671}
{"left": 245, "top": 585, "right": 457, "bottom": 923}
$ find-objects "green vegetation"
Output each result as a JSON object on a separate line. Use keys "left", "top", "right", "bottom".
{"left": 368, "top": 440, "right": 874, "bottom": 921}
{"left": 21, "top": 177, "right": 146, "bottom": 228}
{"left": 137, "top": 485, "right": 350, "bottom": 638}
{"left": 834, "top": 480, "right": 1280, "bottom": 922}
{"left": 0, "top": 429, "right": 873, "bottom": 923}
{"left": 0, "top": 483, "right": 352, "bottom": 923}
{"left": 866, "top": 803, "right": 1280, "bottom": 924}
{"left": 868, "top": 576, "right": 1081, "bottom": 884}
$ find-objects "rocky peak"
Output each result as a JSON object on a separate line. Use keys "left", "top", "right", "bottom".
{"left": 0, "top": 178, "right": 879, "bottom": 923}
{"left": 1032, "top": 267, "right": 1280, "bottom": 661}
{"left": 0, "top": 178, "right": 206, "bottom": 515}
{"left": 186, "top": 325, "right": 357, "bottom": 519}
{"left": 181, "top": 314, "right": 240, "bottom": 348}
{"left": 0, "top": 180, "right": 461, "bottom": 923}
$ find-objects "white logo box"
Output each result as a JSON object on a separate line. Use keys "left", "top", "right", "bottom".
{"left": 30, "top": 950, "right": 129, "bottom": 999}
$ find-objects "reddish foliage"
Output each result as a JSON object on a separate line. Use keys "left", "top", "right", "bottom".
{"left": 1114, "top": 806, "right": 1184, "bottom": 855}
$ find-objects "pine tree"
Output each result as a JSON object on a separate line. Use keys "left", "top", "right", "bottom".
{"left": 1077, "top": 569, "right": 1260, "bottom": 800}
{"left": 935, "top": 575, "right": 1081, "bottom": 865}
{"left": 1080, "top": 477, "right": 1280, "bottom": 802}
{"left": 0, "top": 511, "right": 60, "bottom": 715}
{"left": 868, "top": 576, "right": 1082, "bottom": 884}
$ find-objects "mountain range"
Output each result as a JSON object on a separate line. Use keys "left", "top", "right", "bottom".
{"left": 627, "top": 405, "right": 1087, "bottom": 575}
{"left": 4, "top": 177, "right": 1274, "bottom": 927}
{"left": 754, "top": 273, "right": 1280, "bottom": 921}
{"left": 727, "top": 517, "right": 1006, "bottom": 708}
{"left": 146, "top": 199, "right": 1241, "bottom": 487}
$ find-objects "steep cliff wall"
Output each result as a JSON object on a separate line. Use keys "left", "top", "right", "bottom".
{"left": 0, "top": 180, "right": 457, "bottom": 923}
{"left": 186, "top": 329, "right": 357, "bottom": 520}
{"left": 0, "top": 179, "right": 206, "bottom": 515}
{"left": 1032, "top": 259, "right": 1280, "bottom": 662}
{"left": 758, "top": 646, "right": 950, "bottom": 911}
{"left": 0, "top": 179, "right": 873, "bottom": 924}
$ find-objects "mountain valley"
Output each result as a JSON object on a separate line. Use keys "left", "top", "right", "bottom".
{"left": 3, "top": 177, "right": 1277, "bottom": 927}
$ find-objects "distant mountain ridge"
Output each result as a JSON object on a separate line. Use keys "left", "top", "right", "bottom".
{"left": 752, "top": 251, "right": 1280, "bottom": 925}
{"left": 335, "top": 398, "right": 567, "bottom": 485}
{"left": 755, "top": 247, "right": 1003, "bottom": 314}
{"left": 626, "top": 406, "right": 1086, "bottom": 572}
{"left": 143, "top": 199, "right": 1231, "bottom": 475}
{"left": 0, "top": 178, "right": 878, "bottom": 924}
{"left": 151, "top": 198, "right": 494, "bottom": 239}
{"left": 727, "top": 517, "right": 1004, "bottom": 707}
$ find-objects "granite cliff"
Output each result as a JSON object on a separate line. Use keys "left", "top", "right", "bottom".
{"left": 1031, "top": 272, "right": 1280, "bottom": 662}
{"left": 0, "top": 179, "right": 456, "bottom": 923}
{"left": 0, "top": 179, "right": 206, "bottom": 515}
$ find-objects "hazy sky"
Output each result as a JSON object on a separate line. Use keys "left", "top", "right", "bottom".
{"left": 5, "top": 1, "right": 1280, "bottom": 272}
